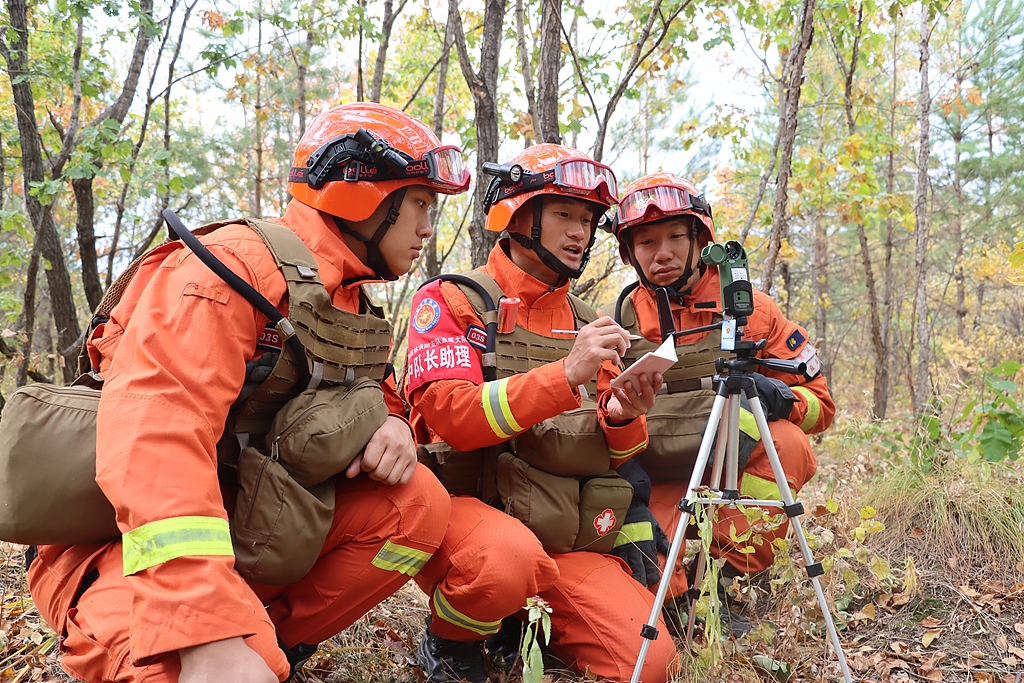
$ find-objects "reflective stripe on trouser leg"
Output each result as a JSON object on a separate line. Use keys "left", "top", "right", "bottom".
{"left": 432, "top": 587, "right": 502, "bottom": 637}
{"left": 370, "top": 540, "right": 432, "bottom": 577}
{"left": 122, "top": 516, "right": 233, "bottom": 576}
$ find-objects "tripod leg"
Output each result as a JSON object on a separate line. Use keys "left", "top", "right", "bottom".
{"left": 744, "top": 391, "right": 856, "bottom": 683}
{"left": 708, "top": 396, "right": 731, "bottom": 490}
{"left": 629, "top": 387, "right": 730, "bottom": 683}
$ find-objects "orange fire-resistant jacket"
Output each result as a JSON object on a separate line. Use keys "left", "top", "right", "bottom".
{"left": 627, "top": 269, "right": 834, "bottom": 434}
{"left": 37, "top": 200, "right": 409, "bottom": 662}
{"left": 407, "top": 241, "right": 648, "bottom": 464}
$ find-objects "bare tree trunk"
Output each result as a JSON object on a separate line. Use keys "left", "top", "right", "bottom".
{"left": 811, "top": 117, "right": 829, "bottom": 380}
{"left": 449, "top": 0, "right": 507, "bottom": 267}
{"left": 370, "top": 0, "right": 408, "bottom": 103}
{"left": 537, "top": 0, "right": 562, "bottom": 143}
{"left": 425, "top": 20, "right": 453, "bottom": 280}
{"left": 357, "top": 0, "right": 366, "bottom": 101}
{"left": 515, "top": 0, "right": 540, "bottom": 146}
{"left": 759, "top": 0, "right": 816, "bottom": 294}
{"left": 16, "top": 239, "right": 42, "bottom": 386}
{"left": 912, "top": 4, "right": 933, "bottom": 413}
{"left": 1, "top": 0, "right": 82, "bottom": 382}
{"left": 296, "top": 27, "right": 315, "bottom": 137}
{"left": 72, "top": 178, "right": 103, "bottom": 311}
{"left": 951, "top": 107, "right": 966, "bottom": 338}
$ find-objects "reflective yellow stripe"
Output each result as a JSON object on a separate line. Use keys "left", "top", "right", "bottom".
{"left": 370, "top": 540, "right": 432, "bottom": 577}
{"left": 482, "top": 378, "right": 522, "bottom": 439}
{"left": 122, "top": 516, "right": 233, "bottom": 576}
{"left": 610, "top": 438, "right": 647, "bottom": 460}
{"left": 739, "top": 408, "right": 761, "bottom": 441}
{"left": 792, "top": 386, "right": 821, "bottom": 432}
{"left": 432, "top": 587, "right": 502, "bottom": 636}
{"left": 612, "top": 521, "right": 654, "bottom": 548}
{"left": 739, "top": 474, "right": 795, "bottom": 501}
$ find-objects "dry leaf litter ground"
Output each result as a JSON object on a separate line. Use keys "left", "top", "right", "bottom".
{"left": 3, "top": 419, "right": 1023, "bottom": 683}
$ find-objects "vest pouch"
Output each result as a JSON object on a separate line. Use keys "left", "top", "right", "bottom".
{"left": 573, "top": 470, "right": 633, "bottom": 554}
{"left": 0, "top": 377, "right": 119, "bottom": 545}
{"left": 418, "top": 442, "right": 485, "bottom": 498}
{"left": 266, "top": 376, "right": 389, "bottom": 488}
{"left": 232, "top": 446, "right": 334, "bottom": 585}
{"left": 636, "top": 389, "right": 717, "bottom": 481}
{"left": 513, "top": 400, "right": 609, "bottom": 477}
{"left": 496, "top": 451, "right": 579, "bottom": 554}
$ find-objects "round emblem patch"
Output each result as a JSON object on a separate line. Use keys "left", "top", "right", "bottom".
{"left": 593, "top": 508, "right": 617, "bottom": 536}
{"left": 413, "top": 298, "right": 441, "bottom": 333}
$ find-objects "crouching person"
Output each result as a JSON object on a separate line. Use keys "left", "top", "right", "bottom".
{"left": 404, "top": 145, "right": 678, "bottom": 683}
{"left": 26, "top": 103, "right": 467, "bottom": 683}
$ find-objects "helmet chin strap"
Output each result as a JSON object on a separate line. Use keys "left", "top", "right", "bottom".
{"left": 507, "top": 198, "right": 595, "bottom": 282}
{"left": 332, "top": 187, "right": 408, "bottom": 282}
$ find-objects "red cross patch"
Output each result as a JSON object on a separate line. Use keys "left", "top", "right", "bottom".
{"left": 593, "top": 508, "right": 617, "bottom": 536}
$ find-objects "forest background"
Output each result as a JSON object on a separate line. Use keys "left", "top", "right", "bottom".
{"left": 1, "top": 0, "right": 1024, "bottom": 681}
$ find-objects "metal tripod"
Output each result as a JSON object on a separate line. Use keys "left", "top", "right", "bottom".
{"left": 629, "top": 323, "right": 855, "bottom": 683}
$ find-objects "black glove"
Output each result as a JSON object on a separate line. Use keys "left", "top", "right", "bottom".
{"left": 751, "top": 372, "right": 796, "bottom": 422}
{"left": 235, "top": 352, "right": 279, "bottom": 405}
{"left": 612, "top": 461, "right": 670, "bottom": 587}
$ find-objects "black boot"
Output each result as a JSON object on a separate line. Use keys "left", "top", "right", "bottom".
{"left": 279, "top": 639, "right": 319, "bottom": 682}
{"left": 484, "top": 616, "right": 524, "bottom": 671}
{"left": 417, "top": 618, "right": 489, "bottom": 683}
{"left": 682, "top": 561, "right": 753, "bottom": 638}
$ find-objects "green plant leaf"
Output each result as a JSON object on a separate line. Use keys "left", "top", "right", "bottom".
{"left": 979, "top": 419, "right": 1016, "bottom": 462}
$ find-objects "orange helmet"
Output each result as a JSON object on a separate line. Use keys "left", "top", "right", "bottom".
{"left": 615, "top": 173, "right": 715, "bottom": 296}
{"left": 288, "top": 102, "right": 470, "bottom": 222}
{"left": 483, "top": 143, "right": 618, "bottom": 233}
{"left": 482, "top": 144, "right": 617, "bottom": 280}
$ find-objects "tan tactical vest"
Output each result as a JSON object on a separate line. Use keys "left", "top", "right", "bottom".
{"left": 419, "top": 270, "right": 632, "bottom": 554}
{"left": 601, "top": 293, "right": 721, "bottom": 481}
{"left": 0, "top": 219, "right": 391, "bottom": 585}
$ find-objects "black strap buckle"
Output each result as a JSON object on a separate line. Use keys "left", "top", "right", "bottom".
{"left": 343, "top": 161, "right": 362, "bottom": 182}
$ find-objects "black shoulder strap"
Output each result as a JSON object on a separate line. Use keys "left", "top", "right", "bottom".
{"left": 418, "top": 272, "right": 499, "bottom": 382}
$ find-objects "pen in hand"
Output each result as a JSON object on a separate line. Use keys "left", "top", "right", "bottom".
{"left": 551, "top": 328, "right": 645, "bottom": 341}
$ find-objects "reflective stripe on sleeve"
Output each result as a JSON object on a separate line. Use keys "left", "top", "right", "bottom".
{"left": 481, "top": 378, "right": 523, "bottom": 439}
{"left": 432, "top": 587, "right": 502, "bottom": 636}
{"left": 610, "top": 438, "right": 648, "bottom": 461}
{"left": 612, "top": 521, "right": 654, "bottom": 548}
{"left": 370, "top": 540, "right": 432, "bottom": 577}
{"left": 122, "top": 516, "right": 233, "bottom": 576}
{"left": 792, "top": 386, "right": 821, "bottom": 432}
{"left": 738, "top": 408, "right": 761, "bottom": 441}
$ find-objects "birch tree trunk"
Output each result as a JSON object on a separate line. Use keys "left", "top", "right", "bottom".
{"left": 759, "top": 0, "right": 817, "bottom": 294}
{"left": 537, "top": 0, "right": 562, "bottom": 144}
{"left": 912, "top": 4, "right": 933, "bottom": 413}
{"left": 449, "top": 0, "right": 507, "bottom": 267}
{"left": 425, "top": 20, "right": 453, "bottom": 279}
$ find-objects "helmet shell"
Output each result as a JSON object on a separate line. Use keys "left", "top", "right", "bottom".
{"left": 289, "top": 102, "right": 453, "bottom": 222}
{"left": 485, "top": 143, "right": 616, "bottom": 233}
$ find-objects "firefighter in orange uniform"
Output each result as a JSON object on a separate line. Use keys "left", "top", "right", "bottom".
{"left": 404, "top": 144, "right": 678, "bottom": 683}
{"left": 25, "top": 104, "right": 467, "bottom": 683}
{"left": 603, "top": 173, "right": 834, "bottom": 633}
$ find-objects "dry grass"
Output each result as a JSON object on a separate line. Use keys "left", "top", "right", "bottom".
{"left": 3, "top": 426, "right": 1023, "bottom": 682}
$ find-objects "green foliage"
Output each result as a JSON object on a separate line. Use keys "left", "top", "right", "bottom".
{"left": 520, "top": 596, "right": 551, "bottom": 683}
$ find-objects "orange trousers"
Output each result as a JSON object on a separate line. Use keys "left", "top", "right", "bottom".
{"left": 649, "top": 418, "right": 818, "bottom": 599}
{"left": 27, "top": 464, "right": 450, "bottom": 683}
{"left": 415, "top": 496, "right": 678, "bottom": 683}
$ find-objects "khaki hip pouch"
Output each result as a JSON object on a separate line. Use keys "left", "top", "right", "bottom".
{"left": 0, "top": 378, "right": 119, "bottom": 545}
{"left": 232, "top": 446, "right": 336, "bottom": 585}
{"left": 513, "top": 401, "right": 611, "bottom": 477}
{"left": 635, "top": 389, "right": 717, "bottom": 481}
{"left": 496, "top": 452, "right": 632, "bottom": 555}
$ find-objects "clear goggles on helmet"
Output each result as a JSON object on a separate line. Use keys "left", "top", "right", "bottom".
{"left": 289, "top": 130, "right": 471, "bottom": 193}
{"left": 616, "top": 184, "right": 712, "bottom": 230}
{"left": 483, "top": 157, "right": 618, "bottom": 211}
